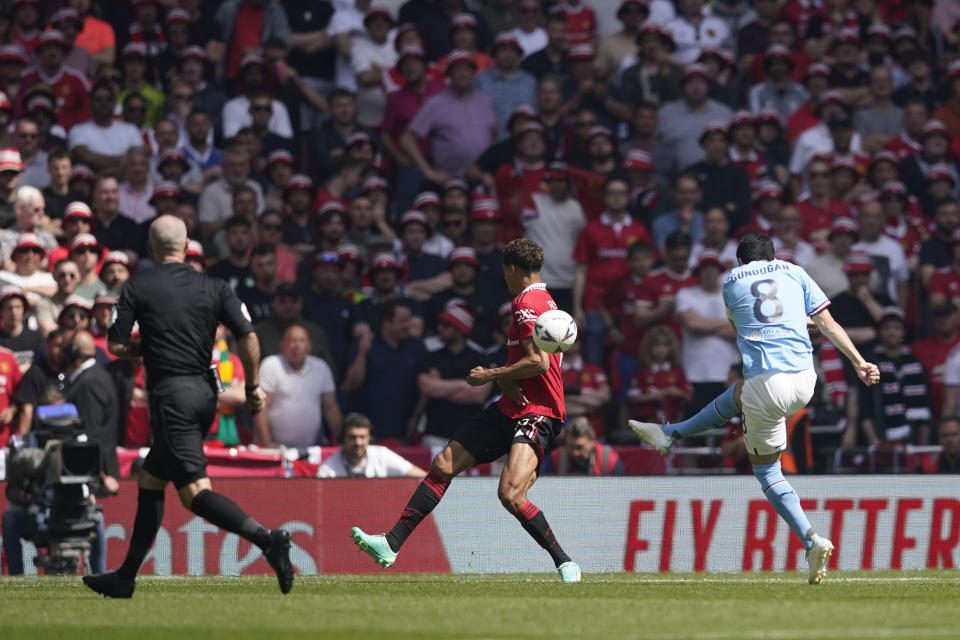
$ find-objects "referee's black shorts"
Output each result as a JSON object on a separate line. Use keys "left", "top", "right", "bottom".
{"left": 452, "top": 405, "right": 561, "bottom": 473}
{"left": 142, "top": 375, "right": 217, "bottom": 489}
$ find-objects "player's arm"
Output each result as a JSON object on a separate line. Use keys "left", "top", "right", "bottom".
{"left": 467, "top": 337, "right": 549, "bottom": 385}
{"left": 811, "top": 308, "right": 880, "bottom": 386}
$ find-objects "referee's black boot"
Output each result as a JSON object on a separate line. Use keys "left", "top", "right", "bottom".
{"left": 263, "top": 528, "right": 294, "bottom": 594}
{"left": 82, "top": 571, "right": 136, "bottom": 599}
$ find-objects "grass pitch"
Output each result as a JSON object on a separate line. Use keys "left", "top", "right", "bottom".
{"left": 1, "top": 571, "right": 958, "bottom": 640}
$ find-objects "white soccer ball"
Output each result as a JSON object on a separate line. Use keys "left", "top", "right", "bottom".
{"left": 533, "top": 309, "right": 578, "bottom": 354}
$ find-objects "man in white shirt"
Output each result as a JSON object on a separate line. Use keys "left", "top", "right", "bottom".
{"left": 221, "top": 54, "right": 293, "bottom": 140}
{"left": 527, "top": 162, "right": 586, "bottom": 311}
{"left": 509, "top": 0, "right": 547, "bottom": 57}
{"left": 789, "top": 95, "right": 863, "bottom": 179}
{"left": 0, "top": 232, "right": 56, "bottom": 298}
{"left": 198, "top": 146, "right": 264, "bottom": 241}
{"left": 666, "top": 0, "right": 729, "bottom": 65}
{"left": 675, "top": 250, "right": 740, "bottom": 412}
{"left": 318, "top": 412, "right": 427, "bottom": 478}
{"left": 117, "top": 147, "right": 156, "bottom": 224}
{"left": 67, "top": 81, "right": 143, "bottom": 173}
{"left": 351, "top": 7, "right": 397, "bottom": 127}
{"left": 0, "top": 186, "right": 57, "bottom": 263}
{"left": 852, "top": 199, "right": 909, "bottom": 306}
{"left": 254, "top": 325, "right": 342, "bottom": 449}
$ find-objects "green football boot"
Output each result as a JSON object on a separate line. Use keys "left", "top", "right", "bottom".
{"left": 351, "top": 526, "right": 398, "bottom": 569}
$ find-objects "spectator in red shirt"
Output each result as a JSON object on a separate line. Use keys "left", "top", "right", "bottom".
{"left": 626, "top": 324, "right": 692, "bottom": 426}
{"left": 10, "top": 0, "right": 41, "bottom": 55}
{"left": 795, "top": 156, "right": 853, "bottom": 248}
{"left": 0, "top": 344, "right": 21, "bottom": 447}
{"left": 561, "top": 339, "right": 610, "bottom": 438}
{"left": 604, "top": 240, "right": 654, "bottom": 398}
{"left": 573, "top": 176, "right": 653, "bottom": 364}
{"left": 929, "top": 232, "right": 960, "bottom": 308}
{"left": 634, "top": 230, "right": 696, "bottom": 341}
{"left": 913, "top": 302, "right": 960, "bottom": 422}
{"left": 20, "top": 31, "right": 91, "bottom": 131}
{"left": 555, "top": 0, "right": 596, "bottom": 47}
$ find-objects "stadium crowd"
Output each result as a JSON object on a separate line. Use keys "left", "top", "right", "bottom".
{"left": 0, "top": 0, "right": 957, "bottom": 476}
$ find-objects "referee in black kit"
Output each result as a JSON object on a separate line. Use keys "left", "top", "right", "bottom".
{"left": 83, "top": 216, "right": 293, "bottom": 598}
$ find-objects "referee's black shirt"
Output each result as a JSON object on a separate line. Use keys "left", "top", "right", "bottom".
{"left": 109, "top": 262, "right": 254, "bottom": 385}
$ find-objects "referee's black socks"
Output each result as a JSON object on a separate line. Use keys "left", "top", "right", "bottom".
{"left": 190, "top": 489, "right": 272, "bottom": 550}
{"left": 117, "top": 488, "right": 166, "bottom": 580}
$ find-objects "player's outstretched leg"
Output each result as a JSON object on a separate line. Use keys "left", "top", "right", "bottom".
{"left": 188, "top": 487, "right": 294, "bottom": 594}
{"left": 83, "top": 485, "right": 166, "bottom": 598}
{"left": 352, "top": 443, "right": 471, "bottom": 568}
{"left": 630, "top": 383, "right": 740, "bottom": 454}
{"left": 753, "top": 460, "right": 834, "bottom": 584}
{"left": 499, "top": 444, "right": 580, "bottom": 582}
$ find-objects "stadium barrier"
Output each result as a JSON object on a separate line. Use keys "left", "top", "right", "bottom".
{"left": 2, "top": 477, "right": 959, "bottom": 576}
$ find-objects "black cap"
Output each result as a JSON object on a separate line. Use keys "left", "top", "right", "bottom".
{"left": 274, "top": 283, "right": 300, "bottom": 298}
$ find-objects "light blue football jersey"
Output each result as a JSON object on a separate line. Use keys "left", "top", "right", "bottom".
{"left": 722, "top": 259, "right": 830, "bottom": 379}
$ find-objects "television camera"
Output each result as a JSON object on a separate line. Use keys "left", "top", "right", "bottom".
{"left": 5, "top": 404, "right": 102, "bottom": 575}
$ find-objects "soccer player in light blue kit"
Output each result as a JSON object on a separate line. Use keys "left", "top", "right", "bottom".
{"left": 630, "top": 233, "right": 880, "bottom": 584}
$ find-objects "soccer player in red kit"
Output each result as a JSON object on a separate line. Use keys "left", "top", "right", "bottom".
{"left": 351, "top": 238, "right": 581, "bottom": 582}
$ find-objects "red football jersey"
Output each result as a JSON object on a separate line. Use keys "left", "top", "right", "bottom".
{"left": 573, "top": 214, "right": 652, "bottom": 310}
{"left": 913, "top": 335, "right": 960, "bottom": 421}
{"left": 795, "top": 198, "right": 852, "bottom": 246}
{"left": 605, "top": 273, "right": 648, "bottom": 356}
{"left": 561, "top": 358, "right": 608, "bottom": 435}
{"left": 885, "top": 218, "right": 923, "bottom": 260}
{"left": 496, "top": 283, "right": 565, "bottom": 421}
{"left": 19, "top": 67, "right": 92, "bottom": 130}
{"left": 636, "top": 267, "right": 696, "bottom": 340}
{"left": 558, "top": 3, "right": 596, "bottom": 46}
{"left": 883, "top": 133, "right": 921, "bottom": 161}
{"left": 0, "top": 347, "right": 22, "bottom": 447}
{"left": 626, "top": 363, "right": 691, "bottom": 423}
{"left": 728, "top": 147, "right": 767, "bottom": 186}
{"left": 928, "top": 267, "right": 960, "bottom": 306}
{"left": 494, "top": 161, "right": 546, "bottom": 243}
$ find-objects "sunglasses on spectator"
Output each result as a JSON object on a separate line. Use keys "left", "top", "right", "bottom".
{"left": 18, "top": 247, "right": 43, "bottom": 254}
{"left": 75, "top": 247, "right": 99, "bottom": 254}
{"left": 56, "top": 272, "right": 79, "bottom": 279}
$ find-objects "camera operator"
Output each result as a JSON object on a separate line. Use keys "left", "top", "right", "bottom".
{"left": 2, "top": 387, "right": 109, "bottom": 575}
{"left": 2, "top": 446, "right": 44, "bottom": 574}
{"left": 62, "top": 330, "right": 119, "bottom": 491}
{"left": 13, "top": 328, "right": 67, "bottom": 437}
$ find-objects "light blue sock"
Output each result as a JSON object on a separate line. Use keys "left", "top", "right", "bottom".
{"left": 665, "top": 384, "right": 738, "bottom": 439}
{"left": 753, "top": 462, "right": 814, "bottom": 551}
